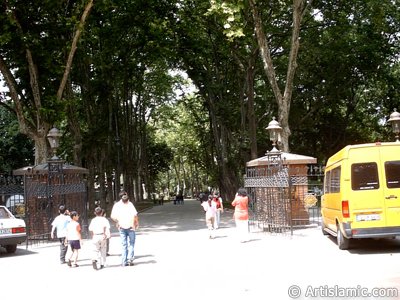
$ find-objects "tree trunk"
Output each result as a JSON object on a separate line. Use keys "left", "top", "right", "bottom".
{"left": 0, "top": 1, "right": 94, "bottom": 164}
{"left": 246, "top": 53, "right": 258, "bottom": 159}
{"left": 65, "top": 84, "right": 83, "bottom": 166}
{"left": 248, "top": 0, "right": 310, "bottom": 152}
{"left": 32, "top": 134, "right": 50, "bottom": 165}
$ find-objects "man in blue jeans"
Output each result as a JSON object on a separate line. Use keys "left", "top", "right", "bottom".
{"left": 111, "top": 191, "right": 139, "bottom": 266}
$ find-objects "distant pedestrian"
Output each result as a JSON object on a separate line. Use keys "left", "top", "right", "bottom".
{"left": 212, "top": 193, "right": 223, "bottom": 229}
{"left": 231, "top": 188, "right": 249, "bottom": 243}
{"left": 89, "top": 207, "right": 111, "bottom": 270}
{"left": 111, "top": 191, "right": 139, "bottom": 266}
{"left": 201, "top": 196, "right": 217, "bottom": 239}
{"left": 66, "top": 211, "right": 82, "bottom": 267}
{"left": 199, "top": 192, "right": 208, "bottom": 203}
{"left": 50, "top": 205, "right": 70, "bottom": 264}
{"left": 156, "top": 193, "right": 164, "bottom": 205}
{"left": 176, "top": 193, "right": 184, "bottom": 205}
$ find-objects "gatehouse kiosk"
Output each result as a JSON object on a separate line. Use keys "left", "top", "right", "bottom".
{"left": 245, "top": 151, "right": 318, "bottom": 233}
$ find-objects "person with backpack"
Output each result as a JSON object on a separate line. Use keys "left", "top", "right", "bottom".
{"left": 212, "top": 193, "right": 223, "bottom": 229}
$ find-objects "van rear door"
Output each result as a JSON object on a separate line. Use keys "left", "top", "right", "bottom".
{"left": 379, "top": 145, "right": 400, "bottom": 227}
{"left": 349, "top": 147, "right": 386, "bottom": 228}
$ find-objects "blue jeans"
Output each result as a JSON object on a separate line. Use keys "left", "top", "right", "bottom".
{"left": 59, "top": 237, "right": 68, "bottom": 263}
{"left": 119, "top": 228, "right": 136, "bottom": 265}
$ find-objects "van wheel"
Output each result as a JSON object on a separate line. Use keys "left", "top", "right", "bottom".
{"left": 337, "top": 226, "right": 350, "bottom": 250}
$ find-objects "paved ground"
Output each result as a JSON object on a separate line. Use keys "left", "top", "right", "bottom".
{"left": 2, "top": 199, "right": 400, "bottom": 300}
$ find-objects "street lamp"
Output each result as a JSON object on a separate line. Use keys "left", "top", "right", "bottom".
{"left": 266, "top": 117, "right": 282, "bottom": 152}
{"left": 388, "top": 109, "right": 400, "bottom": 142}
{"left": 47, "top": 127, "right": 62, "bottom": 159}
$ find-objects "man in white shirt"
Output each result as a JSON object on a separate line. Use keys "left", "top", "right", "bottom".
{"left": 111, "top": 191, "right": 139, "bottom": 266}
{"left": 51, "top": 205, "right": 70, "bottom": 264}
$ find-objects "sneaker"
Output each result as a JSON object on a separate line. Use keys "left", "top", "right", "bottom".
{"left": 128, "top": 259, "right": 134, "bottom": 266}
{"left": 92, "top": 260, "right": 98, "bottom": 270}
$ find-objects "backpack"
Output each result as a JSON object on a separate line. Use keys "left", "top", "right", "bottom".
{"left": 213, "top": 197, "right": 221, "bottom": 209}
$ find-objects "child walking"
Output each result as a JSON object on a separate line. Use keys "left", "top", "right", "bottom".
{"left": 201, "top": 196, "right": 217, "bottom": 239}
{"left": 66, "top": 211, "right": 82, "bottom": 267}
{"left": 89, "top": 207, "right": 111, "bottom": 270}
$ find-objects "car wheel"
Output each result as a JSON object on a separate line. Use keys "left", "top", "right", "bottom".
{"left": 337, "top": 225, "right": 350, "bottom": 250}
{"left": 5, "top": 245, "right": 17, "bottom": 253}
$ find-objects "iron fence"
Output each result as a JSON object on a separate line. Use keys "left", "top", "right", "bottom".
{"left": 0, "top": 160, "right": 88, "bottom": 249}
{"left": 245, "top": 153, "right": 324, "bottom": 235}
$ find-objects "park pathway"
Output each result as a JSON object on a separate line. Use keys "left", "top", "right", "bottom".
{"left": 3, "top": 198, "right": 400, "bottom": 300}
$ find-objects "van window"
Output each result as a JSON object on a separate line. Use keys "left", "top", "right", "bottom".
{"left": 330, "top": 166, "right": 341, "bottom": 193}
{"left": 324, "top": 166, "right": 341, "bottom": 194}
{"left": 324, "top": 170, "right": 331, "bottom": 193}
{"left": 385, "top": 161, "right": 400, "bottom": 189}
{"left": 351, "top": 163, "right": 379, "bottom": 190}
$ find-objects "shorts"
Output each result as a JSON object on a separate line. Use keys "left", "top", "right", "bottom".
{"left": 69, "top": 240, "right": 81, "bottom": 250}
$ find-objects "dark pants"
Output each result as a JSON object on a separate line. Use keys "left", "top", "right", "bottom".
{"left": 59, "top": 237, "right": 68, "bottom": 263}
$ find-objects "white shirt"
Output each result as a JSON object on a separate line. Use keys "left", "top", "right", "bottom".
{"left": 111, "top": 200, "right": 138, "bottom": 229}
{"left": 201, "top": 201, "right": 217, "bottom": 219}
{"left": 89, "top": 216, "right": 111, "bottom": 237}
{"left": 51, "top": 214, "right": 70, "bottom": 238}
{"left": 66, "top": 219, "right": 81, "bottom": 240}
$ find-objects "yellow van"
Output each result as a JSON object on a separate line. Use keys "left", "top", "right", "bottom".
{"left": 321, "top": 142, "right": 400, "bottom": 249}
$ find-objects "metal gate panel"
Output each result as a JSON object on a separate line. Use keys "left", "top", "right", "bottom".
{"left": 245, "top": 153, "right": 292, "bottom": 234}
{"left": 0, "top": 162, "right": 89, "bottom": 249}
{"left": 245, "top": 152, "right": 324, "bottom": 235}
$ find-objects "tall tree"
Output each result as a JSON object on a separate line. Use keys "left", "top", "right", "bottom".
{"left": 249, "top": 0, "right": 312, "bottom": 152}
{"left": 0, "top": 0, "right": 93, "bottom": 164}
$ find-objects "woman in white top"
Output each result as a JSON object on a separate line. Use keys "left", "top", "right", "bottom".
{"left": 201, "top": 196, "right": 217, "bottom": 239}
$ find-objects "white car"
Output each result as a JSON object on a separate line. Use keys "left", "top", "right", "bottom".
{"left": 0, "top": 205, "right": 27, "bottom": 253}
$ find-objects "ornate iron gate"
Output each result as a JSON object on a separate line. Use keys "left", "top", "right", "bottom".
{"left": 24, "top": 161, "right": 89, "bottom": 240}
{"left": 245, "top": 152, "right": 324, "bottom": 235}
{"left": 6, "top": 160, "right": 90, "bottom": 243}
{"left": 245, "top": 151, "right": 292, "bottom": 234}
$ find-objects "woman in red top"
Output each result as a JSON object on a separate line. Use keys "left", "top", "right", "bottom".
{"left": 231, "top": 188, "right": 249, "bottom": 242}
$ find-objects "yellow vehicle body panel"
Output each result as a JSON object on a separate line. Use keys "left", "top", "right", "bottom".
{"left": 321, "top": 142, "right": 400, "bottom": 240}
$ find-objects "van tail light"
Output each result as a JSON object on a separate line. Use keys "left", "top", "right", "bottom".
{"left": 342, "top": 200, "right": 350, "bottom": 218}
